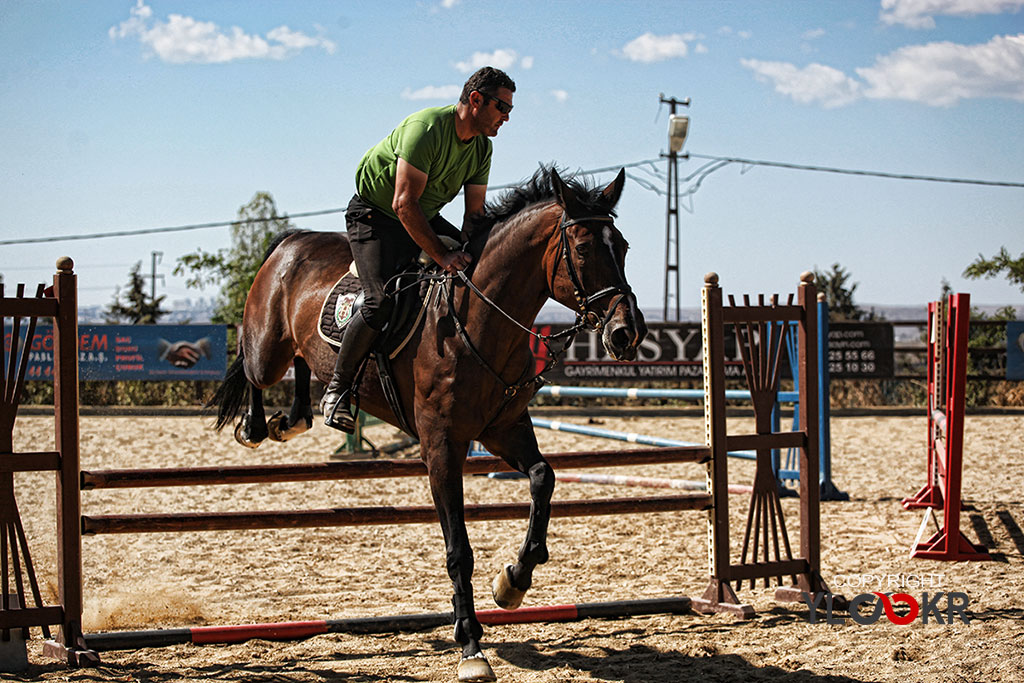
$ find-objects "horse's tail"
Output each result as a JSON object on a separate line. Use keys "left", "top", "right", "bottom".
{"left": 207, "top": 350, "right": 250, "bottom": 431}
{"left": 208, "top": 229, "right": 309, "bottom": 431}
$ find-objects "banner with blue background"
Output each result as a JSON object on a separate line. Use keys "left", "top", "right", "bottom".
{"left": 4, "top": 324, "right": 227, "bottom": 381}
{"left": 1008, "top": 322, "right": 1024, "bottom": 381}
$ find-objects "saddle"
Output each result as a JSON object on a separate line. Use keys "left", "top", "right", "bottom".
{"left": 317, "top": 238, "right": 459, "bottom": 437}
{"left": 317, "top": 247, "right": 450, "bottom": 359}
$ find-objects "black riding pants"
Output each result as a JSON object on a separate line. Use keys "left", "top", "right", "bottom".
{"left": 345, "top": 193, "right": 460, "bottom": 331}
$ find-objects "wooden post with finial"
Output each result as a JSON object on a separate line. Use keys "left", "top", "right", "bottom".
{"left": 44, "top": 257, "right": 97, "bottom": 664}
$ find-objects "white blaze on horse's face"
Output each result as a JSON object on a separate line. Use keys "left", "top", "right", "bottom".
{"left": 600, "top": 223, "right": 642, "bottom": 354}
{"left": 601, "top": 225, "right": 629, "bottom": 283}
{"left": 591, "top": 223, "right": 644, "bottom": 361}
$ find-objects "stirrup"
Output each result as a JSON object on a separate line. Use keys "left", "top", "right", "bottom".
{"left": 321, "top": 389, "right": 355, "bottom": 433}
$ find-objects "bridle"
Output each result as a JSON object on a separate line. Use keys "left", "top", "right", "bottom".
{"left": 554, "top": 212, "right": 635, "bottom": 333}
{"left": 443, "top": 210, "right": 637, "bottom": 403}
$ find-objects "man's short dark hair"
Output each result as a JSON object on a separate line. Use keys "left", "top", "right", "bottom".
{"left": 460, "top": 67, "right": 516, "bottom": 104}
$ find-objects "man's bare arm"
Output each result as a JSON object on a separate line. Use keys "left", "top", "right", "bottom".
{"left": 393, "top": 159, "right": 472, "bottom": 273}
{"left": 464, "top": 184, "right": 487, "bottom": 220}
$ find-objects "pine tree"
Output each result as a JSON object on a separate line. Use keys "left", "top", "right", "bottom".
{"left": 813, "top": 263, "right": 880, "bottom": 322}
{"left": 105, "top": 261, "right": 167, "bottom": 324}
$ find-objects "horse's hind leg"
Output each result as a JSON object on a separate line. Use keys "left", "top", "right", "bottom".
{"left": 267, "top": 357, "right": 314, "bottom": 442}
{"left": 478, "top": 413, "right": 554, "bottom": 611}
{"left": 235, "top": 385, "right": 270, "bottom": 448}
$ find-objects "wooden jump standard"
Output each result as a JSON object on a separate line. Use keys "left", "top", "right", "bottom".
{"left": 0, "top": 260, "right": 832, "bottom": 665}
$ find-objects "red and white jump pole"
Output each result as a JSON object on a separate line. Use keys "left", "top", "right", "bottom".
{"left": 84, "top": 597, "right": 694, "bottom": 651}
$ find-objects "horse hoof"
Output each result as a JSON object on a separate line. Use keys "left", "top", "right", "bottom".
{"left": 233, "top": 420, "right": 261, "bottom": 449}
{"left": 268, "top": 410, "right": 310, "bottom": 442}
{"left": 457, "top": 653, "right": 496, "bottom": 682}
{"left": 491, "top": 564, "right": 525, "bottom": 611}
{"left": 267, "top": 411, "right": 287, "bottom": 442}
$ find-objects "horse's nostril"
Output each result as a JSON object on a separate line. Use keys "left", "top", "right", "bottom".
{"left": 611, "top": 326, "right": 631, "bottom": 350}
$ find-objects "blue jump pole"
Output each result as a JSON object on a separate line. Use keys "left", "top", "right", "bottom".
{"left": 816, "top": 298, "right": 848, "bottom": 501}
{"left": 773, "top": 299, "right": 846, "bottom": 500}
{"left": 536, "top": 386, "right": 800, "bottom": 403}
{"left": 528, "top": 417, "right": 756, "bottom": 460}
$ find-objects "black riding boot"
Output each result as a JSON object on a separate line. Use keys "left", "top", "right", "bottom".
{"left": 321, "top": 312, "right": 379, "bottom": 433}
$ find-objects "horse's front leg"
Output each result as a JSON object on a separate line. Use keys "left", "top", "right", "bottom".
{"left": 478, "top": 412, "right": 554, "bottom": 610}
{"left": 423, "top": 435, "right": 495, "bottom": 682}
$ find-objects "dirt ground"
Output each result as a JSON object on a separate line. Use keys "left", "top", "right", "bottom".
{"left": 6, "top": 410, "right": 1024, "bottom": 682}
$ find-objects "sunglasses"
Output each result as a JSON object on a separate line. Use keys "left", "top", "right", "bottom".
{"left": 481, "top": 93, "right": 513, "bottom": 115}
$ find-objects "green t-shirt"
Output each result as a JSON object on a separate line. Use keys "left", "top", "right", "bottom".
{"left": 355, "top": 105, "right": 492, "bottom": 220}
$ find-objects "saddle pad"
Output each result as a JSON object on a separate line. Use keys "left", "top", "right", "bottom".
{"left": 317, "top": 271, "right": 441, "bottom": 358}
{"left": 318, "top": 273, "right": 362, "bottom": 347}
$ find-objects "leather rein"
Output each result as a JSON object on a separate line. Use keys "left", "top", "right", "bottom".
{"left": 446, "top": 210, "right": 635, "bottom": 401}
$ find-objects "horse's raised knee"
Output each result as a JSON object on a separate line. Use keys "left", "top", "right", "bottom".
{"left": 528, "top": 461, "right": 555, "bottom": 501}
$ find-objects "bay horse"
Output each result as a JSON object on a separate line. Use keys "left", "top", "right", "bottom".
{"left": 210, "top": 166, "right": 646, "bottom": 681}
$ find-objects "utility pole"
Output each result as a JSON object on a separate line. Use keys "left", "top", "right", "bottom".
{"left": 659, "top": 94, "right": 690, "bottom": 322}
{"left": 145, "top": 251, "right": 165, "bottom": 302}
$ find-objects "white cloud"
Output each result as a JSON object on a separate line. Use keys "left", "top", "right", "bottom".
{"left": 880, "top": 0, "right": 1024, "bottom": 29}
{"left": 441, "top": 0, "right": 461, "bottom": 7}
{"left": 550, "top": 89, "right": 569, "bottom": 102}
{"left": 266, "top": 26, "right": 335, "bottom": 53}
{"left": 857, "top": 33, "right": 1024, "bottom": 105}
{"left": 109, "top": 1, "right": 335, "bottom": 63}
{"left": 401, "top": 84, "right": 462, "bottom": 100}
{"left": 521, "top": 55, "right": 534, "bottom": 69}
{"left": 741, "top": 59, "right": 863, "bottom": 108}
{"left": 619, "top": 32, "right": 698, "bottom": 62}
{"left": 743, "top": 33, "right": 1024, "bottom": 107}
{"left": 803, "top": 28, "right": 826, "bottom": 40}
{"left": 454, "top": 49, "right": 520, "bottom": 73}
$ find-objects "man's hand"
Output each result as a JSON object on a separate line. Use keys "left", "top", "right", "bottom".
{"left": 439, "top": 250, "right": 472, "bottom": 274}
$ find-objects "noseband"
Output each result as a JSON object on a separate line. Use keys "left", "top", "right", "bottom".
{"left": 555, "top": 212, "right": 636, "bottom": 332}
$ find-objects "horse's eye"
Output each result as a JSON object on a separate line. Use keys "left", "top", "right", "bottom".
{"left": 574, "top": 243, "right": 589, "bottom": 257}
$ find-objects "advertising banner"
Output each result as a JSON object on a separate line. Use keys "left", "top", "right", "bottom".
{"left": 530, "top": 323, "right": 756, "bottom": 383}
{"left": 1007, "top": 321, "right": 1024, "bottom": 381}
{"left": 826, "top": 322, "right": 894, "bottom": 379}
{"left": 529, "top": 321, "right": 896, "bottom": 384}
{"left": 4, "top": 324, "right": 228, "bottom": 381}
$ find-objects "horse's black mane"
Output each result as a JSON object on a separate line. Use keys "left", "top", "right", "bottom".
{"left": 466, "top": 164, "right": 615, "bottom": 242}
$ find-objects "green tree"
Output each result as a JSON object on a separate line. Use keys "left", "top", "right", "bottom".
{"left": 174, "top": 192, "right": 294, "bottom": 324}
{"left": 813, "top": 263, "right": 881, "bottom": 322}
{"left": 963, "top": 246, "right": 1024, "bottom": 294}
{"left": 105, "top": 261, "right": 167, "bottom": 324}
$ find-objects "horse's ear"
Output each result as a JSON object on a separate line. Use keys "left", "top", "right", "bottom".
{"left": 552, "top": 168, "right": 584, "bottom": 215}
{"left": 600, "top": 168, "right": 626, "bottom": 209}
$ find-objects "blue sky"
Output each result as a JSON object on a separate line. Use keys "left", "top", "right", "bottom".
{"left": 2, "top": 0, "right": 1022, "bottom": 315}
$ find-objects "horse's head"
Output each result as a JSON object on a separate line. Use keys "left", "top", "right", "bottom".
{"left": 548, "top": 168, "right": 647, "bottom": 361}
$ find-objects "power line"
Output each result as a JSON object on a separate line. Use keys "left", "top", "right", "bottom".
{"left": 687, "top": 153, "right": 1024, "bottom": 189}
{"left": 2, "top": 155, "right": 1020, "bottom": 247}
{"left": 0, "top": 208, "right": 346, "bottom": 247}
{"left": 0, "top": 162, "right": 660, "bottom": 247}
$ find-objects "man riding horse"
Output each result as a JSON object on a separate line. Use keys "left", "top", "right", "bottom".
{"left": 321, "top": 66, "right": 516, "bottom": 433}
